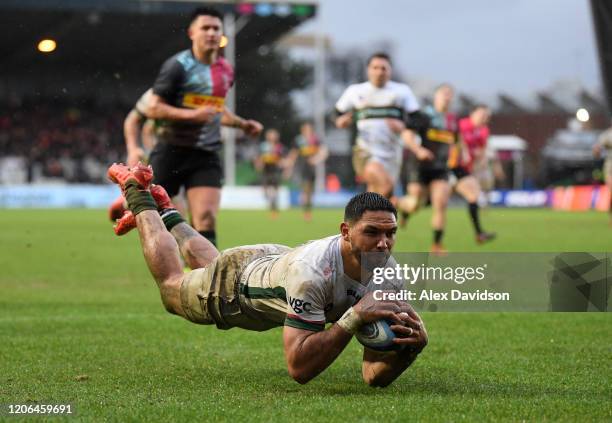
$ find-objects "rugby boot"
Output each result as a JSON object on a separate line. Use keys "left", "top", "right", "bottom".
{"left": 113, "top": 210, "right": 136, "bottom": 236}
{"left": 150, "top": 184, "right": 176, "bottom": 211}
{"left": 476, "top": 232, "right": 497, "bottom": 245}
{"left": 107, "top": 162, "right": 153, "bottom": 193}
{"left": 108, "top": 195, "right": 126, "bottom": 221}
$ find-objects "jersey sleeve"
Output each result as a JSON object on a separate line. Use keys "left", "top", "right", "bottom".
{"left": 284, "top": 261, "right": 328, "bottom": 332}
{"left": 405, "top": 110, "right": 430, "bottom": 132}
{"left": 152, "top": 56, "right": 185, "bottom": 102}
{"left": 335, "top": 86, "right": 355, "bottom": 114}
{"left": 134, "top": 89, "right": 154, "bottom": 119}
{"left": 401, "top": 85, "right": 420, "bottom": 114}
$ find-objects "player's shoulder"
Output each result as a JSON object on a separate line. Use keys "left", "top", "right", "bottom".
{"left": 289, "top": 235, "right": 341, "bottom": 276}
{"left": 387, "top": 80, "right": 414, "bottom": 93}
{"left": 215, "top": 56, "right": 234, "bottom": 70}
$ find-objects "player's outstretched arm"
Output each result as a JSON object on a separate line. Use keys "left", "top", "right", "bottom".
{"left": 283, "top": 325, "right": 352, "bottom": 384}
{"left": 221, "top": 107, "right": 263, "bottom": 137}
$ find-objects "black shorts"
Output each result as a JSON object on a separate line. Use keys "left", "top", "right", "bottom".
{"left": 262, "top": 166, "right": 281, "bottom": 187}
{"left": 149, "top": 142, "right": 223, "bottom": 197}
{"left": 301, "top": 162, "right": 316, "bottom": 184}
{"left": 451, "top": 167, "right": 471, "bottom": 180}
{"left": 418, "top": 168, "right": 449, "bottom": 185}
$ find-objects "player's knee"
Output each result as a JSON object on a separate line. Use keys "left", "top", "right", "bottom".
{"left": 193, "top": 209, "right": 216, "bottom": 230}
{"left": 158, "top": 277, "right": 183, "bottom": 316}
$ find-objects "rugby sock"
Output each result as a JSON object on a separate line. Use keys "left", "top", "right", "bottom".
{"left": 124, "top": 181, "right": 156, "bottom": 215}
{"left": 468, "top": 202, "right": 483, "bottom": 234}
{"left": 160, "top": 209, "right": 185, "bottom": 232}
{"left": 401, "top": 211, "right": 410, "bottom": 223}
{"left": 199, "top": 230, "right": 217, "bottom": 247}
{"left": 433, "top": 229, "right": 444, "bottom": 244}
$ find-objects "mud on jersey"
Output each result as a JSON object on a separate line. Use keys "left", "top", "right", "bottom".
{"left": 335, "top": 81, "right": 419, "bottom": 160}
{"left": 240, "top": 235, "right": 403, "bottom": 332}
{"left": 152, "top": 49, "right": 234, "bottom": 151}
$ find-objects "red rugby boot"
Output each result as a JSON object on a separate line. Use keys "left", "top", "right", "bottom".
{"left": 150, "top": 184, "right": 176, "bottom": 211}
{"left": 113, "top": 210, "right": 137, "bottom": 236}
{"left": 108, "top": 195, "right": 126, "bottom": 221}
{"left": 107, "top": 162, "right": 153, "bottom": 193}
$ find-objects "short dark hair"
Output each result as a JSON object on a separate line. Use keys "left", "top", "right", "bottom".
{"left": 344, "top": 192, "right": 397, "bottom": 223}
{"left": 188, "top": 7, "right": 223, "bottom": 26}
{"left": 367, "top": 52, "right": 392, "bottom": 66}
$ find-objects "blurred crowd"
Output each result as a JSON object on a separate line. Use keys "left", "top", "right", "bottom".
{"left": 0, "top": 98, "right": 128, "bottom": 184}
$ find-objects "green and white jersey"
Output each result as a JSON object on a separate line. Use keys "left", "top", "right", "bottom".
{"left": 239, "top": 235, "right": 400, "bottom": 332}
{"left": 335, "top": 81, "right": 419, "bottom": 160}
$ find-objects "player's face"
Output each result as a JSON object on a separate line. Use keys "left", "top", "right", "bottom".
{"left": 189, "top": 15, "right": 223, "bottom": 53}
{"left": 472, "top": 108, "right": 490, "bottom": 126}
{"left": 266, "top": 129, "right": 280, "bottom": 143}
{"left": 346, "top": 210, "right": 397, "bottom": 269}
{"left": 434, "top": 86, "right": 454, "bottom": 112}
{"left": 367, "top": 58, "right": 391, "bottom": 87}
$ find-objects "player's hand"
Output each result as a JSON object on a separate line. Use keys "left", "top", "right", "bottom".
{"left": 242, "top": 120, "right": 263, "bottom": 137}
{"left": 390, "top": 309, "right": 428, "bottom": 353}
{"left": 416, "top": 147, "right": 434, "bottom": 161}
{"left": 386, "top": 118, "right": 405, "bottom": 134}
{"left": 190, "top": 106, "right": 218, "bottom": 124}
{"left": 126, "top": 148, "right": 145, "bottom": 167}
{"left": 353, "top": 292, "right": 412, "bottom": 325}
{"left": 335, "top": 112, "right": 353, "bottom": 129}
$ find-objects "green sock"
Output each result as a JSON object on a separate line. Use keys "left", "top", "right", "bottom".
{"left": 124, "top": 181, "right": 156, "bottom": 215}
{"left": 160, "top": 209, "right": 186, "bottom": 231}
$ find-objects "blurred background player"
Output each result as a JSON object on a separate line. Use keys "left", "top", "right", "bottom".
{"left": 286, "top": 122, "right": 328, "bottom": 221}
{"left": 254, "top": 128, "right": 286, "bottom": 219}
{"left": 399, "top": 84, "right": 456, "bottom": 253}
{"left": 335, "top": 52, "right": 419, "bottom": 199}
{"left": 593, "top": 121, "right": 612, "bottom": 224}
{"left": 139, "top": 7, "right": 263, "bottom": 247}
{"left": 452, "top": 104, "right": 496, "bottom": 244}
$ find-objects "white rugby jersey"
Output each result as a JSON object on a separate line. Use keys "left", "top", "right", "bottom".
{"left": 336, "top": 81, "right": 419, "bottom": 159}
{"left": 239, "top": 235, "right": 402, "bottom": 332}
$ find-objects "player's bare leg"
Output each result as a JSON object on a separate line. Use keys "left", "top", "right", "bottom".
{"left": 456, "top": 175, "right": 496, "bottom": 243}
{"left": 135, "top": 210, "right": 187, "bottom": 316}
{"left": 187, "top": 186, "right": 221, "bottom": 247}
{"left": 301, "top": 180, "right": 314, "bottom": 221}
{"left": 363, "top": 161, "right": 394, "bottom": 199}
{"left": 398, "top": 182, "right": 422, "bottom": 228}
{"left": 429, "top": 179, "right": 450, "bottom": 253}
{"left": 107, "top": 163, "right": 188, "bottom": 317}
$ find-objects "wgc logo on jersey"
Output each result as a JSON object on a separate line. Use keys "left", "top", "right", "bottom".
{"left": 289, "top": 297, "right": 312, "bottom": 314}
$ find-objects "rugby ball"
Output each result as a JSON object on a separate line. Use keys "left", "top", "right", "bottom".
{"left": 355, "top": 319, "right": 405, "bottom": 352}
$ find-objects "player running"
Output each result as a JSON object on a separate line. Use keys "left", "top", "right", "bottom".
{"left": 398, "top": 84, "right": 455, "bottom": 253}
{"left": 285, "top": 122, "right": 328, "bottom": 221}
{"left": 254, "top": 128, "right": 286, "bottom": 219}
{"left": 335, "top": 52, "right": 419, "bottom": 199}
{"left": 137, "top": 7, "right": 262, "bottom": 247}
{"left": 452, "top": 104, "right": 496, "bottom": 243}
{"left": 107, "top": 162, "right": 427, "bottom": 386}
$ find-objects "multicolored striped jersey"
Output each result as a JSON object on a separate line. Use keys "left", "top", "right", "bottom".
{"left": 152, "top": 49, "right": 234, "bottom": 151}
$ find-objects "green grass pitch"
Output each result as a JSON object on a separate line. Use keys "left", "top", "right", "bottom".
{"left": 0, "top": 207, "right": 610, "bottom": 421}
